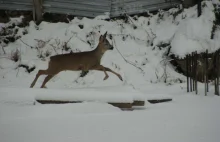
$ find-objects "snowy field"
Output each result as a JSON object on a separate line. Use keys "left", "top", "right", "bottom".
{"left": 1, "top": 1, "right": 220, "bottom": 142}
{"left": 1, "top": 84, "right": 220, "bottom": 142}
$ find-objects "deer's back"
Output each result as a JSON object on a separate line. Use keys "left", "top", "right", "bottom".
{"left": 49, "top": 52, "right": 100, "bottom": 71}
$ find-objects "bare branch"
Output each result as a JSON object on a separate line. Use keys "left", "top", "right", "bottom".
{"left": 34, "top": 38, "right": 51, "bottom": 43}
{"left": 49, "top": 44, "right": 58, "bottom": 54}
{"left": 66, "top": 35, "right": 74, "bottom": 44}
{"left": 55, "top": 38, "right": 60, "bottom": 46}
{"left": 110, "top": 33, "right": 147, "bottom": 43}
{"left": 1, "top": 45, "right": 6, "bottom": 54}
{"left": 73, "top": 33, "right": 90, "bottom": 45}
{"left": 16, "top": 47, "right": 22, "bottom": 77}
{"left": 34, "top": 38, "right": 52, "bottom": 49}
{"left": 19, "top": 39, "right": 35, "bottom": 49}
{"left": 113, "top": 38, "right": 144, "bottom": 73}
{"left": 16, "top": 66, "right": 20, "bottom": 77}
{"left": 62, "top": 35, "right": 74, "bottom": 51}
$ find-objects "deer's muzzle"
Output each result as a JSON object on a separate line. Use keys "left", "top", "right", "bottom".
{"left": 110, "top": 46, "right": 114, "bottom": 50}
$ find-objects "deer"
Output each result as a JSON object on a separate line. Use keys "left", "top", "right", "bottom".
{"left": 30, "top": 31, "right": 123, "bottom": 88}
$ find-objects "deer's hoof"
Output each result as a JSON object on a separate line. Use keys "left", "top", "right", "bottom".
{"left": 103, "top": 75, "right": 109, "bottom": 80}
{"left": 40, "top": 86, "right": 47, "bottom": 89}
{"left": 118, "top": 75, "right": 123, "bottom": 81}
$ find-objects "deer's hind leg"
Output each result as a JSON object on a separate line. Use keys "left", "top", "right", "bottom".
{"left": 39, "top": 66, "right": 61, "bottom": 88}
{"left": 30, "top": 59, "right": 61, "bottom": 88}
{"left": 30, "top": 70, "right": 49, "bottom": 88}
{"left": 40, "top": 75, "right": 54, "bottom": 88}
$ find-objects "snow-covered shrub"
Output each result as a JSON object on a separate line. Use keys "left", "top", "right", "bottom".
{"left": 0, "top": 16, "right": 28, "bottom": 48}
{"left": 211, "top": 3, "right": 220, "bottom": 39}
{"left": 10, "top": 49, "right": 20, "bottom": 62}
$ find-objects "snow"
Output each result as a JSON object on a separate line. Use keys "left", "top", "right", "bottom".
{"left": 0, "top": 1, "right": 220, "bottom": 142}
{"left": 35, "top": 89, "right": 135, "bottom": 103}
{"left": 9, "top": 16, "right": 24, "bottom": 25}
{"left": 94, "top": 12, "right": 110, "bottom": 20}
{"left": 212, "top": 0, "right": 220, "bottom": 5}
{"left": 170, "top": 1, "right": 219, "bottom": 57}
{"left": 0, "top": 23, "right": 5, "bottom": 31}
{"left": 1, "top": 85, "right": 220, "bottom": 142}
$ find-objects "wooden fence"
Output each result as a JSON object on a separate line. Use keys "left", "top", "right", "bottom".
{"left": 186, "top": 49, "right": 220, "bottom": 96}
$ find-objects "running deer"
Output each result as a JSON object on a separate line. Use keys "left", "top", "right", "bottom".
{"left": 30, "top": 32, "right": 123, "bottom": 88}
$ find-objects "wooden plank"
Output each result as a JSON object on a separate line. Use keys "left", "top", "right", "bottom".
{"left": 109, "top": 102, "right": 132, "bottom": 109}
{"left": 35, "top": 99, "right": 133, "bottom": 109}
{"left": 132, "top": 100, "right": 145, "bottom": 106}
{"left": 147, "top": 99, "right": 172, "bottom": 104}
{"left": 36, "top": 100, "right": 81, "bottom": 104}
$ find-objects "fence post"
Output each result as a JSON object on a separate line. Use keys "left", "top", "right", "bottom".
{"left": 195, "top": 52, "right": 198, "bottom": 94}
{"left": 217, "top": 50, "right": 219, "bottom": 96}
{"left": 33, "top": 0, "right": 43, "bottom": 24}
{"left": 186, "top": 54, "right": 189, "bottom": 92}
{"left": 189, "top": 54, "right": 192, "bottom": 92}
{"left": 204, "top": 52, "right": 207, "bottom": 96}
{"left": 206, "top": 50, "right": 209, "bottom": 92}
{"left": 192, "top": 52, "right": 195, "bottom": 91}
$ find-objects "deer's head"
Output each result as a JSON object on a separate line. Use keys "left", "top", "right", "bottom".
{"left": 99, "top": 32, "right": 114, "bottom": 52}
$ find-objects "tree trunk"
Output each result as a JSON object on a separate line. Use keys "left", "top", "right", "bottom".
{"left": 33, "top": 0, "right": 43, "bottom": 24}
{"left": 197, "top": 0, "right": 202, "bottom": 17}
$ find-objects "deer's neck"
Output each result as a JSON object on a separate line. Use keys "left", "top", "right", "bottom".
{"left": 93, "top": 43, "right": 106, "bottom": 59}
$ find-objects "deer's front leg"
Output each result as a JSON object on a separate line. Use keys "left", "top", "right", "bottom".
{"left": 91, "top": 66, "right": 123, "bottom": 81}
{"left": 104, "top": 67, "right": 123, "bottom": 81}
{"left": 92, "top": 65, "right": 109, "bottom": 80}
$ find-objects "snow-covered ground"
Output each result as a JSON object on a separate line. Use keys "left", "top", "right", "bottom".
{"left": 1, "top": 84, "right": 220, "bottom": 142}
{"left": 0, "top": 1, "right": 220, "bottom": 142}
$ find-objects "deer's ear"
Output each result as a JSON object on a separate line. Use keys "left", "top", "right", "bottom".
{"left": 99, "top": 35, "right": 104, "bottom": 41}
{"left": 103, "top": 31, "right": 107, "bottom": 38}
